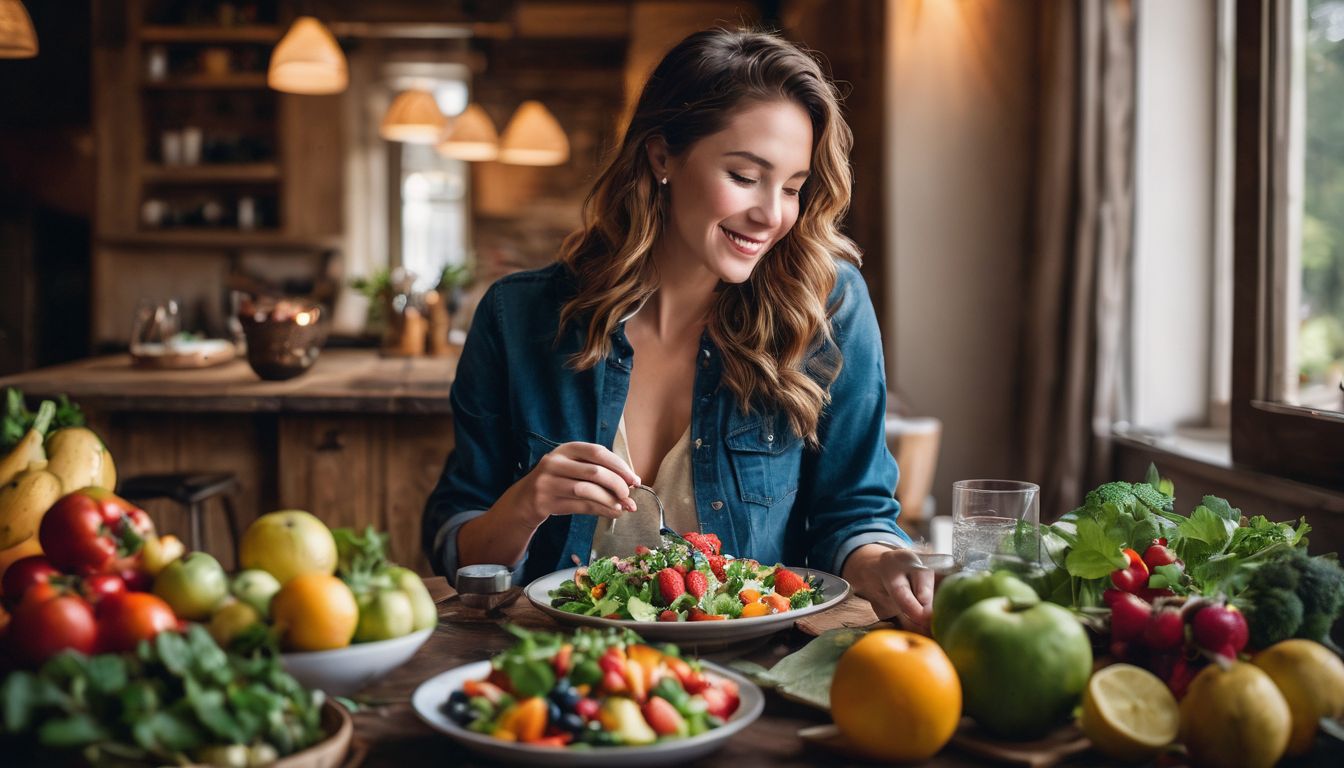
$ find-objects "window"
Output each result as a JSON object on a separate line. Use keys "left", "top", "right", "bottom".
{"left": 1231, "top": 0, "right": 1344, "bottom": 487}
{"left": 397, "top": 142, "right": 469, "bottom": 293}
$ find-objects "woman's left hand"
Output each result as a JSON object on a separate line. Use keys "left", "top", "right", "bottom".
{"left": 842, "top": 543, "right": 935, "bottom": 635}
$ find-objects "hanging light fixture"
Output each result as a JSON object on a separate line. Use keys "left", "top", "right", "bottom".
{"left": 437, "top": 103, "right": 499, "bottom": 161}
{"left": 498, "top": 100, "right": 569, "bottom": 166}
{"left": 268, "top": 16, "right": 347, "bottom": 95}
{"left": 0, "top": 0, "right": 37, "bottom": 59}
{"left": 380, "top": 89, "right": 447, "bottom": 143}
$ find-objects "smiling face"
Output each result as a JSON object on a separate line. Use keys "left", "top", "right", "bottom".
{"left": 652, "top": 99, "right": 814, "bottom": 285}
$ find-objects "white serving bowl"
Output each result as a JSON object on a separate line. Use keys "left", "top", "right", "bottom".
{"left": 280, "top": 627, "right": 433, "bottom": 696}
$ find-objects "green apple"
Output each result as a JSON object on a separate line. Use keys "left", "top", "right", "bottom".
{"left": 941, "top": 595, "right": 1093, "bottom": 739}
{"left": 230, "top": 569, "right": 282, "bottom": 619}
{"left": 386, "top": 565, "right": 437, "bottom": 631}
{"left": 153, "top": 551, "right": 229, "bottom": 621}
{"left": 208, "top": 599, "right": 263, "bottom": 648}
{"left": 354, "top": 588, "right": 414, "bottom": 642}
{"left": 931, "top": 569, "right": 1039, "bottom": 642}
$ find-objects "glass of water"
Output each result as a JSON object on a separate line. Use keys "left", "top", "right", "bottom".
{"left": 952, "top": 480, "right": 1040, "bottom": 571}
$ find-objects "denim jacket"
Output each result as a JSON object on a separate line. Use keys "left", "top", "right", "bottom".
{"left": 421, "top": 259, "right": 911, "bottom": 586}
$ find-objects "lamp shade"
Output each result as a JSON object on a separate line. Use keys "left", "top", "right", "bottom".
{"left": 0, "top": 0, "right": 37, "bottom": 59}
{"left": 498, "top": 100, "right": 569, "bottom": 166}
{"left": 380, "top": 89, "right": 447, "bottom": 143}
{"left": 268, "top": 16, "right": 347, "bottom": 95}
{"left": 437, "top": 103, "right": 499, "bottom": 161}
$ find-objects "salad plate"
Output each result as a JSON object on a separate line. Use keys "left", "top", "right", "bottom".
{"left": 526, "top": 566, "right": 850, "bottom": 647}
{"left": 412, "top": 643, "right": 764, "bottom": 766}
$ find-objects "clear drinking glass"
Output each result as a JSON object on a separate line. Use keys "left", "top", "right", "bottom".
{"left": 951, "top": 479, "right": 1040, "bottom": 571}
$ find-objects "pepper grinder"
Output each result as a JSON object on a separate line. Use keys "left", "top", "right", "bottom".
{"left": 455, "top": 564, "right": 518, "bottom": 612}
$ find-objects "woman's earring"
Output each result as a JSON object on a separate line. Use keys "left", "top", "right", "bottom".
{"left": 660, "top": 177, "right": 668, "bottom": 186}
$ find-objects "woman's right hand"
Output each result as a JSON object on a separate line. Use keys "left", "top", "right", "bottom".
{"left": 502, "top": 442, "right": 642, "bottom": 528}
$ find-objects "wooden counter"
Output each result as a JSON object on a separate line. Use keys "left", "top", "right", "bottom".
{"left": 0, "top": 350, "right": 460, "bottom": 574}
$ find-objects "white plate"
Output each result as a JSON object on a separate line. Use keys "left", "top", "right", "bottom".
{"left": 525, "top": 567, "right": 849, "bottom": 649}
{"left": 281, "top": 627, "right": 432, "bottom": 696}
{"left": 411, "top": 659, "right": 764, "bottom": 766}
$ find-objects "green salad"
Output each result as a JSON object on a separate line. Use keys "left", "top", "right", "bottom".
{"left": 548, "top": 532, "right": 824, "bottom": 622}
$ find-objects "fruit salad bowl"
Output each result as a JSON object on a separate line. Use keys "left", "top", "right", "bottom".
{"left": 281, "top": 627, "right": 433, "bottom": 696}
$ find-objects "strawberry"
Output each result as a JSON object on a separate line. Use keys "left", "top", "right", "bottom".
{"left": 707, "top": 554, "right": 728, "bottom": 582}
{"left": 601, "top": 668, "right": 628, "bottom": 694}
{"left": 656, "top": 568, "right": 685, "bottom": 605}
{"left": 658, "top": 610, "right": 680, "bottom": 622}
{"left": 687, "top": 607, "right": 725, "bottom": 621}
{"left": 642, "top": 696, "right": 688, "bottom": 736}
{"left": 634, "top": 545, "right": 651, "bottom": 555}
{"left": 699, "top": 685, "right": 739, "bottom": 719}
{"left": 672, "top": 563, "right": 687, "bottom": 576}
{"left": 683, "top": 532, "right": 721, "bottom": 556}
{"left": 575, "top": 697, "right": 600, "bottom": 721}
{"left": 684, "top": 570, "right": 708, "bottom": 598}
{"left": 772, "top": 568, "right": 807, "bottom": 597}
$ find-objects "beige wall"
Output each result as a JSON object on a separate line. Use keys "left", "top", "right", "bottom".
{"left": 886, "top": 0, "right": 1038, "bottom": 518}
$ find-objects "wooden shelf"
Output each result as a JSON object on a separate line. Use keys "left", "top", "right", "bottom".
{"left": 140, "top": 25, "right": 283, "bottom": 44}
{"left": 142, "top": 163, "right": 280, "bottom": 183}
{"left": 143, "top": 73, "right": 270, "bottom": 90}
{"left": 102, "top": 231, "right": 342, "bottom": 251}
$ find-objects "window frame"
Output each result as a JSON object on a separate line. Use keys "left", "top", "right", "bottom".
{"left": 1231, "top": 0, "right": 1344, "bottom": 488}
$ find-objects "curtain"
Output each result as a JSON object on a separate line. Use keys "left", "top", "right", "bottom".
{"left": 1018, "top": 0, "right": 1136, "bottom": 521}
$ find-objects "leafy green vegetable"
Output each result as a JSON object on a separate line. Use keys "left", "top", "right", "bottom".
{"left": 1064, "top": 518, "right": 1127, "bottom": 579}
{"left": 0, "top": 626, "right": 324, "bottom": 765}
{"left": 730, "top": 627, "right": 867, "bottom": 710}
{"left": 1, "top": 388, "right": 86, "bottom": 454}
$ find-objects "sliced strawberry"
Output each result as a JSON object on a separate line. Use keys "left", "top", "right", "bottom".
{"left": 699, "top": 685, "right": 739, "bottom": 719}
{"left": 634, "top": 545, "right": 651, "bottom": 555}
{"left": 658, "top": 609, "right": 680, "bottom": 622}
{"left": 707, "top": 554, "right": 728, "bottom": 582}
{"left": 685, "top": 570, "right": 708, "bottom": 599}
{"left": 642, "top": 696, "right": 687, "bottom": 736}
{"left": 575, "top": 697, "right": 600, "bottom": 721}
{"left": 656, "top": 568, "right": 686, "bottom": 605}
{"left": 552, "top": 643, "right": 573, "bottom": 677}
{"left": 683, "top": 532, "right": 722, "bottom": 556}
{"left": 601, "top": 667, "right": 628, "bottom": 694}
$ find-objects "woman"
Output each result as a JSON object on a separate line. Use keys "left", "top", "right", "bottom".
{"left": 422, "top": 28, "right": 933, "bottom": 631}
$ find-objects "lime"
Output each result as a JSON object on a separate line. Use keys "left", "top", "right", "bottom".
{"left": 1079, "top": 663, "right": 1179, "bottom": 763}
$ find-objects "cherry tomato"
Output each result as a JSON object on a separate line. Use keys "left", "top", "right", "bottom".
{"left": 1142, "top": 543, "right": 1182, "bottom": 570}
{"left": 39, "top": 489, "right": 155, "bottom": 575}
{"left": 1, "top": 556, "right": 61, "bottom": 608}
{"left": 1110, "top": 565, "right": 1145, "bottom": 593}
{"left": 81, "top": 573, "right": 128, "bottom": 604}
{"left": 1121, "top": 548, "right": 1150, "bottom": 576}
{"left": 9, "top": 592, "right": 98, "bottom": 666}
{"left": 96, "top": 591, "right": 179, "bottom": 653}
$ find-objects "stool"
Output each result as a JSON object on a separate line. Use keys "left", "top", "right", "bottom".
{"left": 118, "top": 472, "right": 241, "bottom": 561}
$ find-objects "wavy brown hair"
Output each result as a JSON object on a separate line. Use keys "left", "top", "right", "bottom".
{"left": 557, "top": 28, "right": 860, "bottom": 444}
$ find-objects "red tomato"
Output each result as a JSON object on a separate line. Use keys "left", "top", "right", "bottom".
{"left": 1, "top": 556, "right": 61, "bottom": 608}
{"left": 9, "top": 592, "right": 98, "bottom": 666}
{"left": 119, "top": 568, "right": 154, "bottom": 593}
{"left": 96, "top": 592, "right": 178, "bottom": 653}
{"left": 81, "top": 573, "right": 128, "bottom": 604}
{"left": 39, "top": 489, "right": 156, "bottom": 575}
{"left": 1110, "top": 565, "right": 1146, "bottom": 593}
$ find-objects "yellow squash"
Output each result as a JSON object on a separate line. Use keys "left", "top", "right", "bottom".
{"left": 0, "top": 462, "right": 64, "bottom": 549}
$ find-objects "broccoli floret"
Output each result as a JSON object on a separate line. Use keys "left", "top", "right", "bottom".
{"left": 1296, "top": 555, "right": 1344, "bottom": 629}
{"left": 1255, "top": 556, "right": 1302, "bottom": 591}
{"left": 1083, "top": 482, "right": 1138, "bottom": 511}
{"left": 1131, "top": 481, "right": 1175, "bottom": 513}
{"left": 1244, "top": 588, "right": 1304, "bottom": 649}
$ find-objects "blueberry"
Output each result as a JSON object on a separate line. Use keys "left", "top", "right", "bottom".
{"left": 447, "top": 690, "right": 469, "bottom": 706}
{"left": 555, "top": 687, "right": 581, "bottom": 712}
{"left": 547, "top": 699, "right": 562, "bottom": 726}
{"left": 445, "top": 700, "right": 472, "bottom": 725}
{"left": 560, "top": 712, "right": 585, "bottom": 734}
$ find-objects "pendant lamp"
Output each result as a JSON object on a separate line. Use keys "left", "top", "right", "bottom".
{"left": 498, "top": 100, "right": 569, "bottom": 166}
{"left": 268, "top": 16, "right": 347, "bottom": 95}
{"left": 0, "top": 0, "right": 37, "bottom": 59}
{"left": 437, "top": 103, "right": 499, "bottom": 161}
{"left": 380, "top": 89, "right": 447, "bottom": 143}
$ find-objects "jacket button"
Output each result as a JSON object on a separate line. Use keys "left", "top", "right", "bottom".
{"left": 711, "top": 500, "right": 723, "bottom": 510}
{"left": 694, "top": 438, "right": 702, "bottom": 449}
{"left": 766, "top": 434, "right": 774, "bottom": 442}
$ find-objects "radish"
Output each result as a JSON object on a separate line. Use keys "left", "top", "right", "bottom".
{"left": 1191, "top": 603, "right": 1248, "bottom": 658}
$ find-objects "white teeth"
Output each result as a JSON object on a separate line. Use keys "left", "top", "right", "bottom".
{"left": 724, "top": 228, "right": 762, "bottom": 251}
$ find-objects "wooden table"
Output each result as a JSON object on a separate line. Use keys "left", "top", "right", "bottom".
{"left": 347, "top": 579, "right": 1101, "bottom": 768}
{"left": 0, "top": 350, "right": 459, "bottom": 573}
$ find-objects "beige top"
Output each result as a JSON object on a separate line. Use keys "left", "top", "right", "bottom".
{"left": 589, "top": 415, "right": 699, "bottom": 559}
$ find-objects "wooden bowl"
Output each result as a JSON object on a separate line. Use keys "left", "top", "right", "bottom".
{"left": 271, "top": 700, "right": 352, "bottom": 768}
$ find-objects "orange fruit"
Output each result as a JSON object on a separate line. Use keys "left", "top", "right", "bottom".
{"left": 270, "top": 572, "right": 358, "bottom": 651}
{"left": 0, "top": 536, "right": 44, "bottom": 595}
{"left": 830, "top": 629, "right": 961, "bottom": 762}
{"left": 740, "top": 602, "right": 770, "bottom": 618}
